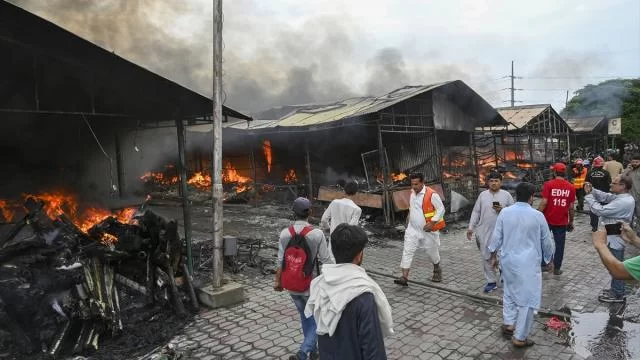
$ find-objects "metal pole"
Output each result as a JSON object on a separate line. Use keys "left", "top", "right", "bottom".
{"left": 377, "top": 121, "right": 391, "bottom": 226}
{"left": 212, "top": 0, "right": 224, "bottom": 288}
{"left": 251, "top": 147, "right": 258, "bottom": 207}
{"left": 176, "top": 119, "right": 194, "bottom": 275}
{"left": 305, "top": 139, "right": 313, "bottom": 200}
{"left": 114, "top": 131, "right": 125, "bottom": 198}
{"left": 510, "top": 60, "right": 515, "bottom": 107}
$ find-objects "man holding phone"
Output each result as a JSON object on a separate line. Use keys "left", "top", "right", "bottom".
{"left": 538, "top": 163, "right": 575, "bottom": 275}
{"left": 585, "top": 175, "right": 636, "bottom": 303}
{"left": 467, "top": 171, "right": 514, "bottom": 293}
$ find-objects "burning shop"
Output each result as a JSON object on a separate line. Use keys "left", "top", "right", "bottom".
{"left": 565, "top": 116, "right": 610, "bottom": 159}
{"left": 0, "top": 2, "right": 250, "bottom": 357}
{"left": 475, "top": 104, "right": 572, "bottom": 190}
{"left": 192, "top": 81, "right": 507, "bottom": 225}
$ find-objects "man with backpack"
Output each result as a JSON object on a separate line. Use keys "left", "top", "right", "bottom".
{"left": 274, "top": 197, "right": 335, "bottom": 360}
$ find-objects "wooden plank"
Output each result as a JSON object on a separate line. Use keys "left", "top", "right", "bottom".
{"left": 392, "top": 184, "right": 446, "bottom": 211}
{"left": 317, "top": 186, "right": 382, "bottom": 209}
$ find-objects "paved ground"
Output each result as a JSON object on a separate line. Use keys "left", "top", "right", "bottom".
{"left": 151, "top": 204, "right": 640, "bottom": 360}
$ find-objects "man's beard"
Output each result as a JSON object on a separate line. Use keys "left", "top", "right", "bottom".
{"left": 633, "top": 164, "right": 640, "bottom": 169}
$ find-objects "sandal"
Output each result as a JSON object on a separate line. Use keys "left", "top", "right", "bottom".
{"left": 394, "top": 277, "right": 409, "bottom": 286}
{"left": 512, "top": 338, "right": 535, "bottom": 348}
{"left": 431, "top": 268, "right": 442, "bottom": 283}
{"left": 501, "top": 325, "right": 514, "bottom": 338}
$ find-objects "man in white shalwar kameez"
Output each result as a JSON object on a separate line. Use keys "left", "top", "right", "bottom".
{"left": 467, "top": 172, "right": 514, "bottom": 293}
{"left": 394, "top": 172, "right": 445, "bottom": 285}
{"left": 488, "top": 182, "right": 555, "bottom": 348}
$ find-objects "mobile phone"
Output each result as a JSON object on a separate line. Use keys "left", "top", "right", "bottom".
{"left": 605, "top": 223, "right": 622, "bottom": 235}
{"left": 492, "top": 201, "right": 500, "bottom": 207}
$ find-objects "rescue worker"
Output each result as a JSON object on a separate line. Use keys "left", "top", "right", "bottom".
{"left": 394, "top": 172, "right": 445, "bottom": 285}
{"left": 572, "top": 159, "right": 588, "bottom": 211}
{"left": 586, "top": 156, "right": 611, "bottom": 232}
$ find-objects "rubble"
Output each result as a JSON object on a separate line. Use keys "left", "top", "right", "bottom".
{"left": 0, "top": 197, "right": 197, "bottom": 358}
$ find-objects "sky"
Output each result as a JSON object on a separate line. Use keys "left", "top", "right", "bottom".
{"left": 11, "top": 0, "right": 640, "bottom": 115}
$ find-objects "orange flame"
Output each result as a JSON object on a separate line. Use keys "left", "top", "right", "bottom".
{"left": 503, "top": 171, "right": 518, "bottom": 179}
{"left": 263, "top": 140, "right": 272, "bottom": 173}
{"left": 0, "top": 199, "right": 17, "bottom": 222}
{"left": 140, "top": 172, "right": 178, "bottom": 185}
{"left": 223, "top": 162, "right": 252, "bottom": 193}
{"left": 188, "top": 172, "right": 212, "bottom": 191}
{"left": 442, "top": 171, "right": 464, "bottom": 180}
{"left": 391, "top": 172, "right": 408, "bottom": 182}
{"left": 101, "top": 233, "right": 118, "bottom": 245}
{"left": 284, "top": 169, "right": 298, "bottom": 184}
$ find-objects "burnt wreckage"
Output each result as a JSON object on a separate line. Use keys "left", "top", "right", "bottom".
{"left": 0, "top": 199, "right": 198, "bottom": 357}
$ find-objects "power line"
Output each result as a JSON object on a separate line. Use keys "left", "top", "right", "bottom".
{"left": 522, "top": 75, "right": 639, "bottom": 79}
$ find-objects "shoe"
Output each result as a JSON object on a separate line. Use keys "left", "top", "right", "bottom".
{"left": 602, "top": 288, "right": 611, "bottom": 295}
{"left": 541, "top": 266, "right": 549, "bottom": 273}
{"left": 309, "top": 352, "right": 319, "bottom": 360}
{"left": 554, "top": 269, "right": 563, "bottom": 275}
{"left": 289, "top": 351, "right": 307, "bottom": 360}
{"left": 394, "top": 277, "right": 409, "bottom": 286}
{"left": 483, "top": 282, "right": 498, "bottom": 293}
{"left": 432, "top": 267, "right": 442, "bottom": 283}
{"left": 598, "top": 294, "right": 625, "bottom": 303}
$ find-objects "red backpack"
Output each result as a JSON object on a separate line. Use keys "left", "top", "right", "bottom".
{"left": 281, "top": 226, "right": 316, "bottom": 292}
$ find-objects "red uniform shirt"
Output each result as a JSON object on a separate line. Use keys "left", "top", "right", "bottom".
{"left": 541, "top": 178, "right": 576, "bottom": 226}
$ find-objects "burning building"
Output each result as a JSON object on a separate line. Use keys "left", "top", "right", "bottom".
{"left": 0, "top": 2, "right": 250, "bottom": 356}
{"left": 565, "top": 116, "right": 611, "bottom": 158}
{"left": 475, "top": 104, "right": 572, "bottom": 189}
{"left": 204, "top": 81, "right": 507, "bottom": 224}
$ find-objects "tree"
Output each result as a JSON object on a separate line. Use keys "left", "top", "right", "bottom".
{"left": 620, "top": 80, "right": 640, "bottom": 143}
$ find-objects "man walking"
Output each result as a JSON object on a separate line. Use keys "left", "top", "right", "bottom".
{"left": 572, "top": 159, "right": 588, "bottom": 211}
{"left": 586, "top": 157, "right": 611, "bottom": 232}
{"left": 604, "top": 154, "right": 624, "bottom": 181}
{"left": 274, "top": 197, "right": 335, "bottom": 360}
{"left": 394, "top": 173, "right": 445, "bottom": 285}
{"left": 467, "top": 171, "right": 514, "bottom": 293}
{"left": 538, "top": 163, "right": 575, "bottom": 275}
{"left": 585, "top": 175, "right": 636, "bottom": 303}
{"left": 320, "top": 180, "right": 362, "bottom": 252}
{"left": 623, "top": 155, "right": 640, "bottom": 229}
{"left": 305, "top": 224, "right": 393, "bottom": 360}
{"left": 488, "top": 182, "right": 555, "bottom": 348}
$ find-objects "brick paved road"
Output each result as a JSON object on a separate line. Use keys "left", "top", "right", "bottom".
{"left": 160, "top": 210, "right": 638, "bottom": 359}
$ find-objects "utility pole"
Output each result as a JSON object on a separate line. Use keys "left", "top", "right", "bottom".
{"left": 511, "top": 60, "right": 515, "bottom": 107}
{"left": 565, "top": 90, "right": 571, "bottom": 162}
{"left": 211, "top": 0, "right": 224, "bottom": 288}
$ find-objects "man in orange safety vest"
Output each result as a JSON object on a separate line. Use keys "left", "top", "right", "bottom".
{"left": 572, "top": 159, "right": 588, "bottom": 211}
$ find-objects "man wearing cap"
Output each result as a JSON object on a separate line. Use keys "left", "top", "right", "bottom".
{"left": 274, "top": 197, "right": 335, "bottom": 360}
{"left": 467, "top": 171, "right": 514, "bottom": 293}
{"left": 586, "top": 157, "right": 612, "bottom": 232}
{"left": 572, "top": 159, "right": 588, "bottom": 211}
{"left": 538, "top": 163, "right": 575, "bottom": 275}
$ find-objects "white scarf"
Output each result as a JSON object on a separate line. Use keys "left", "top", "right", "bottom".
{"left": 304, "top": 263, "right": 394, "bottom": 337}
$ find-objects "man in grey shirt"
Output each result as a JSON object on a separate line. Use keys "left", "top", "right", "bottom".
{"left": 274, "top": 197, "right": 334, "bottom": 360}
{"left": 585, "top": 175, "right": 636, "bottom": 303}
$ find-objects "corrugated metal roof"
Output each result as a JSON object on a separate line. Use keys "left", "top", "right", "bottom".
{"left": 496, "top": 105, "right": 550, "bottom": 129}
{"left": 565, "top": 116, "right": 607, "bottom": 133}
{"left": 226, "top": 81, "right": 505, "bottom": 133}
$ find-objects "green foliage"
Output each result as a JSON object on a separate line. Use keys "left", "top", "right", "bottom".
{"left": 621, "top": 80, "right": 640, "bottom": 142}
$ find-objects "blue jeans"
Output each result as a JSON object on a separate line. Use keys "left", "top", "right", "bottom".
{"left": 291, "top": 294, "right": 317, "bottom": 357}
{"left": 609, "top": 247, "right": 625, "bottom": 298}
{"left": 550, "top": 226, "right": 567, "bottom": 270}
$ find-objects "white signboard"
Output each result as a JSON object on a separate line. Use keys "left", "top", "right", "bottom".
{"left": 608, "top": 118, "right": 622, "bottom": 135}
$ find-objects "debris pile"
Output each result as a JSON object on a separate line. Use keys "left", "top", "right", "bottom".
{"left": 0, "top": 198, "right": 197, "bottom": 358}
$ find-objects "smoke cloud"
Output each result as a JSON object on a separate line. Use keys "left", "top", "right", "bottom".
{"left": 9, "top": 0, "right": 497, "bottom": 116}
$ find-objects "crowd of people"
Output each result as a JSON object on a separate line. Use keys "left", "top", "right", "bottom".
{"left": 272, "top": 154, "right": 640, "bottom": 359}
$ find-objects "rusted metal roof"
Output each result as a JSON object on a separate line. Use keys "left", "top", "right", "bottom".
{"left": 232, "top": 81, "right": 505, "bottom": 132}
{"left": 496, "top": 105, "right": 550, "bottom": 129}
{"left": 565, "top": 116, "right": 607, "bottom": 133}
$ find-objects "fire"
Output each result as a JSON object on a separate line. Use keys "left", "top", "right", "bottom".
{"left": 503, "top": 171, "right": 518, "bottom": 179}
{"left": 516, "top": 162, "right": 535, "bottom": 169}
{"left": 101, "top": 233, "right": 118, "bottom": 245}
{"left": 13, "top": 191, "right": 137, "bottom": 238}
{"left": 442, "top": 171, "right": 464, "bottom": 180}
{"left": 223, "top": 162, "right": 252, "bottom": 193}
{"left": 263, "top": 140, "right": 272, "bottom": 173}
{"left": 0, "top": 199, "right": 16, "bottom": 222}
{"left": 140, "top": 172, "right": 178, "bottom": 185}
{"left": 188, "top": 171, "right": 212, "bottom": 191}
{"left": 391, "top": 172, "right": 408, "bottom": 182}
{"left": 284, "top": 169, "right": 298, "bottom": 184}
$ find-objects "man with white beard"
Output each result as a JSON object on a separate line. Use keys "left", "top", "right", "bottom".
{"left": 467, "top": 171, "right": 514, "bottom": 293}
